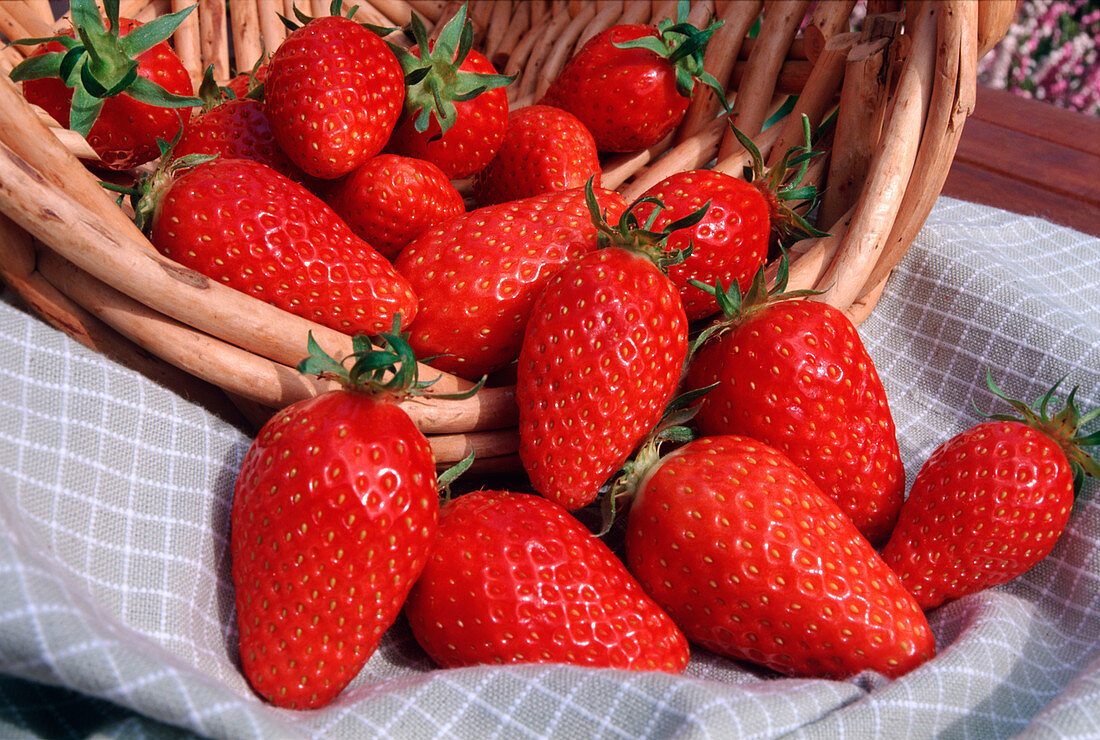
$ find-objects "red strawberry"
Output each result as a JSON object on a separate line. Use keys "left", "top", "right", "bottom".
{"left": 624, "top": 434, "right": 935, "bottom": 679}
{"left": 11, "top": 1, "right": 199, "bottom": 170}
{"left": 174, "top": 68, "right": 304, "bottom": 181}
{"left": 264, "top": 14, "right": 404, "bottom": 179}
{"left": 395, "top": 185, "right": 627, "bottom": 381}
{"left": 685, "top": 267, "right": 905, "bottom": 545}
{"left": 146, "top": 157, "right": 417, "bottom": 336}
{"left": 635, "top": 169, "right": 769, "bottom": 321}
{"left": 516, "top": 189, "right": 703, "bottom": 510}
{"left": 539, "top": 7, "right": 726, "bottom": 152}
{"left": 881, "top": 375, "right": 1099, "bottom": 610}
{"left": 405, "top": 489, "right": 690, "bottom": 672}
{"left": 324, "top": 154, "right": 465, "bottom": 261}
{"left": 232, "top": 329, "right": 441, "bottom": 708}
{"left": 385, "top": 6, "right": 513, "bottom": 179}
{"left": 473, "top": 104, "right": 601, "bottom": 207}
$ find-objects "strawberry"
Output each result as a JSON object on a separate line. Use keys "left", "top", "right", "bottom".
{"left": 232, "top": 328, "right": 445, "bottom": 708}
{"left": 881, "top": 375, "right": 1099, "bottom": 610}
{"left": 633, "top": 124, "right": 826, "bottom": 321}
{"left": 685, "top": 264, "right": 905, "bottom": 545}
{"left": 264, "top": 12, "right": 404, "bottom": 179}
{"left": 473, "top": 104, "right": 601, "bottom": 207}
{"left": 538, "top": 2, "right": 726, "bottom": 152}
{"left": 635, "top": 170, "right": 769, "bottom": 321}
{"left": 404, "top": 489, "right": 690, "bottom": 672}
{"left": 10, "top": 0, "right": 200, "bottom": 171}
{"left": 384, "top": 5, "right": 514, "bottom": 179}
{"left": 173, "top": 67, "right": 305, "bottom": 182}
{"left": 624, "top": 434, "right": 936, "bottom": 679}
{"left": 145, "top": 157, "right": 417, "bottom": 336}
{"left": 324, "top": 153, "right": 465, "bottom": 261}
{"left": 515, "top": 186, "right": 705, "bottom": 510}
{"left": 394, "top": 184, "right": 627, "bottom": 380}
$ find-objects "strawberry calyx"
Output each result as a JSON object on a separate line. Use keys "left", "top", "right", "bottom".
{"left": 7, "top": 0, "right": 201, "bottom": 138}
{"left": 598, "top": 387, "right": 712, "bottom": 535}
{"left": 298, "top": 315, "right": 485, "bottom": 401}
{"left": 117, "top": 135, "right": 216, "bottom": 230}
{"left": 688, "top": 250, "right": 820, "bottom": 352}
{"left": 981, "top": 371, "right": 1100, "bottom": 489}
{"left": 610, "top": 0, "right": 729, "bottom": 109}
{"left": 277, "top": 0, "right": 397, "bottom": 37}
{"left": 729, "top": 116, "right": 829, "bottom": 246}
{"left": 389, "top": 3, "right": 515, "bottom": 140}
{"left": 584, "top": 177, "right": 708, "bottom": 273}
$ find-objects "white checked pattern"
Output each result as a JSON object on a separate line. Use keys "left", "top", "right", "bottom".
{"left": 0, "top": 197, "right": 1098, "bottom": 739}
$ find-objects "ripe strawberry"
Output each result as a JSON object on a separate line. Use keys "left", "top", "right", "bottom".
{"left": 405, "top": 489, "right": 690, "bottom": 672}
{"left": 881, "top": 375, "right": 1099, "bottom": 610}
{"left": 264, "top": 13, "right": 404, "bottom": 179}
{"left": 10, "top": 0, "right": 200, "bottom": 170}
{"left": 473, "top": 104, "right": 601, "bottom": 207}
{"left": 685, "top": 266, "right": 904, "bottom": 545}
{"left": 146, "top": 157, "right": 417, "bottom": 336}
{"left": 232, "top": 328, "right": 444, "bottom": 708}
{"left": 516, "top": 187, "right": 705, "bottom": 510}
{"left": 538, "top": 4, "right": 726, "bottom": 152}
{"left": 624, "top": 434, "right": 935, "bottom": 679}
{"left": 395, "top": 185, "right": 627, "bottom": 380}
{"left": 635, "top": 170, "right": 769, "bottom": 321}
{"left": 324, "top": 153, "right": 465, "bottom": 261}
{"left": 385, "top": 6, "right": 513, "bottom": 179}
{"left": 173, "top": 67, "right": 305, "bottom": 182}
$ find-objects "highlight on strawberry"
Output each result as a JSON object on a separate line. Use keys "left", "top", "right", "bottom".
{"left": 404, "top": 489, "right": 691, "bottom": 673}
{"left": 8, "top": 0, "right": 201, "bottom": 170}
{"left": 684, "top": 256, "right": 906, "bottom": 546}
{"left": 515, "top": 179, "right": 709, "bottom": 511}
{"left": 539, "top": 0, "right": 729, "bottom": 152}
{"left": 231, "top": 320, "right": 477, "bottom": 709}
{"left": 881, "top": 372, "right": 1099, "bottom": 610}
{"left": 619, "top": 432, "right": 936, "bottom": 679}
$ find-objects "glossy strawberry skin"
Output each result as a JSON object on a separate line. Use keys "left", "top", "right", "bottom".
{"left": 174, "top": 97, "right": 306, "bottom": 182}
{"left": 395, "top": 186, "right": 627, "bottom": 380}
{"left": 880, "top": 420, "right": 1075, "bottom": 610}
{"left": 264, "top": 16, "right": 404, "bottom": 179}
{"left": 517, "top": 248, "right": 688, "bottom": 510}
{"left": 150, "top": 158, "right": 418, "bottom": 336}
{"left": 473, "top": 104, "right": 601, "bottom": 207}
{"left": 22, "top": 19, "right": 194, "bottom": 170}
{"left": 324, "top": 154, "right": 465, "bottom": 261}
{"left": 386, "top": 46, "right": 509, "bottom": 180}
{"left": 540, "top": 24, "right": 690, "bottom": 153}
{"left": 626, "top": 435, "right": 935, "bottom": 679}
{"left": 686, "top": 300, "right": 904, "bottom": 545}
{"left": 232, "top": 391, "right": 438, "bottom": 709}
{"left": 405, "top": 489, "right": 690, "bottom": 672}
{"left": 636, "top": 170, "right": 770, "bottom": 321}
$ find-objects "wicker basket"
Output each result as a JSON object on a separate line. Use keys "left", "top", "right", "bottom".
{"left": 0, "top": 0, "right": 1013, "bottom": 475}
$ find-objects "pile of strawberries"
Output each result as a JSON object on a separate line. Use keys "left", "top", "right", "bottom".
{"left": 12, "top": 0, "right": 1098, "bottom": 712}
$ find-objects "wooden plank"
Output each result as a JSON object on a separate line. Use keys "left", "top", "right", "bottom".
{"left": 970, "top": 85, "right": 1100, "bottom": 158}
{"left": 952, "top": 117, "right": 1100, "bottom": 207}
{"left": 944, "top": 85, "right": 1100, "bottom": 236}
{"left": 942, "top": 161, "right": 1100, "bottom": 237}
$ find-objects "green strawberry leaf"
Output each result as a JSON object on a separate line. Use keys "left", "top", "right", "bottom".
{"left": 393, "top": 3, "right": 515, "bottom": 139}
{"left": 125, "top": 75, "right": 203, "bottom": 108}
{"left": 118, "top": 3, "right": 198, "bottom": 57}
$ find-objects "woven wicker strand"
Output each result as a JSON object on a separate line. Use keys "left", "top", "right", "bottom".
{"left": 0, "top": 1, "right": 1014, "bottom": 473}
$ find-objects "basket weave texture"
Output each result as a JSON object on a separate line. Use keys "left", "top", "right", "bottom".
{"left": 0, "top": 0, "right": 1013, "bottom": 473}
